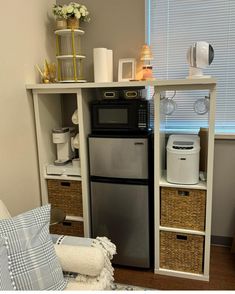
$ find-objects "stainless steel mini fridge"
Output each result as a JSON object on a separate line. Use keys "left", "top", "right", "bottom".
{"left": 89, "top": 135, "right": 153, "bottom": 268}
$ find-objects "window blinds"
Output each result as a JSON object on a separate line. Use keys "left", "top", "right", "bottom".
{"left": 148, "top": 0, "right": 235, "bottom": 133}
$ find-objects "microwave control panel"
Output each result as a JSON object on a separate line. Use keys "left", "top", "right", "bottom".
{"left": 138, "top": 104, "right": 148, "bottom": 129}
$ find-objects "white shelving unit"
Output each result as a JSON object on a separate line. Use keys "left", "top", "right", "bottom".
{"left": 153, "top": 78, "right": 216, "bottom": 281}
{"left": 160, "top": 170, "right": 207, "bottom": 190}
{"left": 44, "top": 175, "right": 82, "bottom": 181}
{"left": 28, "top": 87, "right": 93, "bottom": 237}
{"left": 26, "top": 78, "right": 216, "bottom": 280}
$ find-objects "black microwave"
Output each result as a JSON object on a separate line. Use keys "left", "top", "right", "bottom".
{"left": 90, "top": 99, "right": 150, "bottom": 134}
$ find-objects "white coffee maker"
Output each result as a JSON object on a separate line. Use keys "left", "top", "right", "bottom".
{"left": 52, "top": 127, "right": 74, "bottom": 165}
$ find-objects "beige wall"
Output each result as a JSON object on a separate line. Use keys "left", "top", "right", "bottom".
{"left": 0, "top": 0, "right": 55, "bottom": 216}
{"left": 212, "top": 140, "right": 235, "bottom": 237}
{"left": 57, "top": 0, "right": 145, "bottom": 81}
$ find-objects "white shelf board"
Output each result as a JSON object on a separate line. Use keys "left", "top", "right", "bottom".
{"left": 160, "top": 171, "right": 207, "bottom": 190}
{"left": 159, "top": 226, "right": 205, "bottom": 236}
{"left": 215, "top": 133, "right": 235, "bottom": 140}
{"left": 44, "top": 174, "right": 82, "bottom": 181}
{"left": 65, "top": 215, "right": 84, "bottom": 222}
{"left": 59, "top": 79, "right": 87, "bottom": 83}
{"left": 26, "top": 78, "right": 216, "bottom": 91}
{"left": 54, "top": 29, "right": 85, "bottom": 35}
{"left": 155, "top": 268, "right": 209, "bottom": 281}
{"left": 56, "top": 55, "right": 86, "bottom": 59}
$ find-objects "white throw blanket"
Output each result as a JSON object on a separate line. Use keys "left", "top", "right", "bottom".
{"left": 65, "top": 268, "right": 114, "bottom": 291}
{"left": 54, "top": 245, "right": 105, "bottom": 276}
{"left": 54, "top": 235, "right": 116, "bottom": 290}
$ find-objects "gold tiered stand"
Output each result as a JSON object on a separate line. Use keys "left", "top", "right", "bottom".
{"left": 55, "top": 29, "right": 86, "bottom": 82}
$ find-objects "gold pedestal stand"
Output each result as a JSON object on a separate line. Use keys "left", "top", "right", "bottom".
{"left": 55, "top": 28, "right": 86, "bottom": 82}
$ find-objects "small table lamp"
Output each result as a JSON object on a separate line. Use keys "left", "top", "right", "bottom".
{"left": 140, "top": 44, "right": 155, "bottom": 80}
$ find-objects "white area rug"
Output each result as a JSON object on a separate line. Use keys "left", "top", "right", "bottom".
{"left": 111, "top": 283, "right": 154, "bottom": 291}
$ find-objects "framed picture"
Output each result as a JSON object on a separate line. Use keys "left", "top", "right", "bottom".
{"left": 118, "top": 58, "right": 136, "bottom": 82}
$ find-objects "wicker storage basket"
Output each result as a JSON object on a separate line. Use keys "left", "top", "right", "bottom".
{"left": 47, "top": 179, "right": 83, "bottom": 217}
{"left": 161, "top": 187, "right": 206, "bottom": 231}
{"left": 160, "top": 231, "right": 204, "bottom": 274}
{"left": 50, "top": 220, "right": 84, "bottom": 237}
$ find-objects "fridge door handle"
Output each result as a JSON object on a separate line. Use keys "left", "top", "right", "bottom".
{"left": 134, "top": 142, "right": 144, "bottom": 145}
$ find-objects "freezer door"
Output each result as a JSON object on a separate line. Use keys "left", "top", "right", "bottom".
{"left": 91, "top": 181, "right": 150, "bottom": 268}
{"left": 89, "top": 137, "right": 148, "bottom": 179}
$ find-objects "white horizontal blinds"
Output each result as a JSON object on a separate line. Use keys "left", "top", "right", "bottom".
{"left": 149, "top": 0, "right": 235, "bottom": 133}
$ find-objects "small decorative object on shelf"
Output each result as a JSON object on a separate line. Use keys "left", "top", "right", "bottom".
{"left": 67, "top": 17, "right": 79, "bottom": 30}
{"left": 52, "top": 2, "right": 90, "bottom": 30}
{"left": 118, "top": 58, "right": 136, "bottom": 82}
{"left": 35, "top": 60, "right": 56, "bottom": 83}
{"left": 140, "top": 44, "right": 155, "bottom": 81}
{"left": 53, "top": 5, "right": 67, "bottom": 30}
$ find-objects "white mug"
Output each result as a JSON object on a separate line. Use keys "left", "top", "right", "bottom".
{"left": 71, "top": 134, "right": 80, "bottom": 150}
{"left": 72, "top": 109, "right": 79, "bottom": 125}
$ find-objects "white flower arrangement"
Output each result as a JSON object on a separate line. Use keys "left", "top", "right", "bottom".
{"left": 53, "top": 2, "right": 90, "bottom": 22}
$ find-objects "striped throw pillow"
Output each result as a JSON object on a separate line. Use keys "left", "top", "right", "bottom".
{"left": 0, "top": 204, "right": 67, "bottom": 290}
{"left": 0, "top": 237, "right": 15, "bottom": 290}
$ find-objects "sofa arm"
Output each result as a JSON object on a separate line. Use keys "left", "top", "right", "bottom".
{"left": 0, "top": 200, "right": 11, "bottom": 219}
{"left": 54, "top": 244, "right": 104, "bottom": 277}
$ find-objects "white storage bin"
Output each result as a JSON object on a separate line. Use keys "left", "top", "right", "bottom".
{"left": 166, "top": 134, "right": 200, "bottom": 184}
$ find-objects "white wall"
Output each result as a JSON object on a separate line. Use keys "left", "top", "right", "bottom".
{"left": 0, "top": 0, "right": 55, "bottom": 216}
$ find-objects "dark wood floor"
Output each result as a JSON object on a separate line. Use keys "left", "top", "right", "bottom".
{"left": 114, "top": 245, "right": 235, "bottom": 290}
